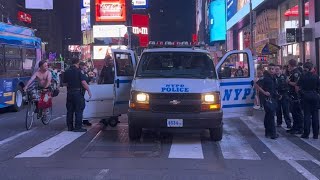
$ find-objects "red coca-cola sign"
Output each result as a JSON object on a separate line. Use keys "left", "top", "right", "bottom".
{"left": 96, "top": 0, "right": 126, "bottom": 22}
{"left": 18, "top": 11, "right": 32, "bottom": 24}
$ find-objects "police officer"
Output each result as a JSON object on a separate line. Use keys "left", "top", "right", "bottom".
{"left": 297, "top": 62, "right": 320, "bottom": 139}
{"left": 64, "top": 58, "right": 92, "bottom": 132}
{"left": 79, "top": 62, "right": 92, "bottom": 126}
{"left": 287, "top": 59, "right": 304, "bottom": 134}
{"left": 275, "top": 65, "right": 292, "bottom": 128}
{"left": 254, "top": 63, "right": 279, "bottom": 139}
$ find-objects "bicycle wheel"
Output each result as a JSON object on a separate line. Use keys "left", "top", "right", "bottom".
{"left": 25, "top": 101, "right": 36, "bottom": 130}
{"left": 41, "top": 106, "right": 52, "bottom": 125}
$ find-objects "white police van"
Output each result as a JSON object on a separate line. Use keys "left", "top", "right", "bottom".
{"left": 84, "top": 42, "right": 255, "bottom": 141}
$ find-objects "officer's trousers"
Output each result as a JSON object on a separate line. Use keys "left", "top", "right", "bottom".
{"left": 66, "top": 90, "right": 85, "bottom": 130}
{"left": 264, "top": 101, "right": 276, "bottom": 136}
{"left": 290, "top": 99, "right": 304, "bottom": 131}
{"left": 302, "top": 93, "right": 319, "bottom": 138}
{"left": 276, "top": 94, "right": 291, "bottom": 127}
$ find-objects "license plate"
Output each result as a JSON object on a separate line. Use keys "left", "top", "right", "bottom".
{"left": 167, "top": 119, "right": 183, "bottom": 127}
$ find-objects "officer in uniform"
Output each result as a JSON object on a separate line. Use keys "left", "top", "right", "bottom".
{"left": 254, "top": 63, "right": 279, "bottom": 139}
{"left": 275, "top": 65, "right": 292, "bottom": 128}
{"left": 63, "top": 58, "right": 92, "bottom": 132}
{"left": 287, "top": 59, "right": 304, "bottom": 134}
{"left": 297, "top": 62, "right": 320, "bottom": 139}
{"left": 79, "top": 62, "right": 92, "bottom": 126}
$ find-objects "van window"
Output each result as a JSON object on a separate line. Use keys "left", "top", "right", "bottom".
{"left": 218, "top": 52, "right": 250, "bottom": 79}
{"left": 137, "top": 52, "right": 216, "bottom": 79}
{"left": 114, "top": 52, "right": 134, "bottom": 76}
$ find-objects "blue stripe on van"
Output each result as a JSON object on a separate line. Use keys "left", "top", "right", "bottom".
{"left": 117, "top": 80, "right": 132, "bottom": 84}
{"left": 222, "top": 103, "right": 254, "bottom": 108}
{"left": 220, "top": 81, "right": 252, "bottom": 86}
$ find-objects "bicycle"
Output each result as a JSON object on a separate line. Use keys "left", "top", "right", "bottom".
{"left": 25, "top": 87, "right": 53, "bottom": 130}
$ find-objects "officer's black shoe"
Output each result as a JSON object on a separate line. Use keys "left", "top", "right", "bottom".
{"left": 286, "top": 129, "right": 294, "bottom": 133}
{"left": 73, "top": 128, "right": 87, "bottom": 132}
{"left": 301, "top": 134, "right": 309, "bottom": 139}
{"left": 83, "top": 120, "right": 92, "bottom": 126}
{"left": 291, "top": 130, "right": 303, "bottom": 135}
{"left": 313, "top": 136, "right": 318, "bottom": 139}
{"left": 68, "top": 127, "right": 74, "bottom": 131}
{"left": 270, "top": 134, "right": 279, "bottom": 139}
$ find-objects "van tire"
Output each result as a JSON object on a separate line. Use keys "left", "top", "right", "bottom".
{"left": 209, "top": 127, "right": 223, "bottom": 142}
{"left": 12, "top": 87, "right": 24, "bottom": 112}
{"left": 129, "top": 125, "right": 142, "bottom": 140}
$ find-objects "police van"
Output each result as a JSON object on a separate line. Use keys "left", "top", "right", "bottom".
{"left": 84, "top": 42, "right": 255, "bottom": 141}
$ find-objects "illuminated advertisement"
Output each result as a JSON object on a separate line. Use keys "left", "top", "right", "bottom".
{"left": 95, "top": 0, "right": 126, "bottom": 22}
{"left": 68, "top": 45, "right": 82, "bottom": 52}
{"left": 93, "top": 25, "right": 127, "bottom": 38}
{"left": 132, "top": 14, "right": 149, "bottom": 47}
{"left": 227, "top": 0, "right": 238, "bottom": 21}
{"left": 93, "top": 46, "right": 114, "bottom": 59}
{"left": 81, "top": 8, "right": 91, "bottom": 31}
{"left": 18, "top": 11, "right": 32, "bottom": 24}
{"left": 132, "top": 0, "right": 148, "bottom": 9}
{"left": 209, "top": 0, "right": 226, "bottom": 42}
{"left": 83, "top": 0, "right": 90, "bottom": 7}
{"left": 25, "top": 0, "right": 53, "bottom": 9}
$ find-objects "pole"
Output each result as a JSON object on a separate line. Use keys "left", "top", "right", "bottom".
{"left": 249, "top": 0, "right": 254, "bottom": 51}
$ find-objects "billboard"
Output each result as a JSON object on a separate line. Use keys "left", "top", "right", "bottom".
{"left": 132, "top": 0, "right": 148, "bottom": 9}
{"left": 93, "top": 25, "right": 127, "bottom": 38}
{"left": 18, "top": 11, "right": 32, "bottom": 24}
{"left": 25, "top": 0, "right": 53, "bottom": 9}
{"left": 81, "top": 8, "right": 91, "bottom": 31}
{"left": 132, "top": 14, "right": 149, "bottom": 47}
{"left": 95, "top": 0, "right": 126, "bottom": 22}
{"left": 227, "top": 0, "right": 265, "bottom": 29}
{"left": 83, "top": 0, "right": 90, "bottom": 7}
{"left": 209, "top": 0, "right": 226, "bottom": 42}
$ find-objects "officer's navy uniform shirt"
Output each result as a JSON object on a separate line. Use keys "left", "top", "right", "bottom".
{"left": 64, "top": 65, "right": 86, "bottom": 90}
{"left": 298, "top": 72, "right": 320, "bottom": 92}
{"left": 275, "top": 74, "right": 288, "bottom": 94}
{"left": 257, "top": 71, "right": 277, "bottom": 99}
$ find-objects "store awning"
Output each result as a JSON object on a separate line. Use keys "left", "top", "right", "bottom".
{"left": 261, "top": 43, "right": 280, "bottom": 55}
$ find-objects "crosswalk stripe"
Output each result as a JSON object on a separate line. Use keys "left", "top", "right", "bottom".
{"left": 168, "top": 135, "right": 204, "bottom": 159}
{"left": 15, "top": 131, "right": 85, "bottom": 158}
{"left": 220, "top": 120, "right": 261, "bottom": 160}
{"left": 298, "top": 135, "right": 320, "bottom": 152}
{"left": 241, "top": 116, "right": 315, "bottom": 161}
{"left": 286, "top": 160, "right": 319, "bottom": 180}
{"left": 0, "top": 129, "right": 36, "bottom": 146}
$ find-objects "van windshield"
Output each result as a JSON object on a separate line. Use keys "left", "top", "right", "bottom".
{"left": 136, "top": 52, "right": 217, "bottom": 79}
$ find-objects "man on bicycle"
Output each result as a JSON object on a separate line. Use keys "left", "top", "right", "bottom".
{"left": 24, "top": 60, "right": 52, "bottom": 91}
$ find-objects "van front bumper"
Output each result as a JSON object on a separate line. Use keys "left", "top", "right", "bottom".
{"left": 128, "top": 110, "right": 223, "bottom": 129}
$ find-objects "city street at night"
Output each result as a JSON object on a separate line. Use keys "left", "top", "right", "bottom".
{"left": 0, "top": 91, "right": 319, "bottom": 179}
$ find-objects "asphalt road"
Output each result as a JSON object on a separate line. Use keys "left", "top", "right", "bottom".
{"left": 0, "top": 89, "right": 320, "bottom": 180}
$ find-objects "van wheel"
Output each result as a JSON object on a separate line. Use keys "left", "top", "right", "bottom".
{"left": 12, "top": 87, "right": 24, "bottom": 112}
{"left": 129, "top": 125, "right": 142, "bottom": 140}
{"left": 209, "top": 127, "right": 223, "bottom": 142}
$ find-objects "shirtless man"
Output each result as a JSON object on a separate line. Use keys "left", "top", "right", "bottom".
{"left": 24, "top": 60, "right": 52, "bottom": 91}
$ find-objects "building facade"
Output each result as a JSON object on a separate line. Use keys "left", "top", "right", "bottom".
{"left": 226, "top": 0, "right": 320, "bottom": 72}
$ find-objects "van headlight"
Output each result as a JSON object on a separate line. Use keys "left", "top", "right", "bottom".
{"left": 130, "top": 91, "right": 150, "bottom": 110}
{"left": 201, "top": 92, "right": 221, "bottom": 111}
{"left": 136, "top": 93, "right": 149, "bottom": 103}
{"left": 204, "top": 94, "right": 215, "bottom": 102}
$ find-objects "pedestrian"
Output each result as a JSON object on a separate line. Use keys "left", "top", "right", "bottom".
{"left": 275, "top": 65, "right": 292, "bottom": 129}
{"left": 79, "top": 62, "right": 92, "bottom": 127}
{"left": 254, "top": 63, "right": 279, "bottom": 139}
{"left": 287, "top": 59, "right": 304, "bottom": 134}
{"left": 297, "top": 62, "right": 320, "bottom": 139}
{"left": 99, "top": 55, "right": 114, "bottom": 84}
{"left": 63, "top": 58, "right": 92, "bottom": 132}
